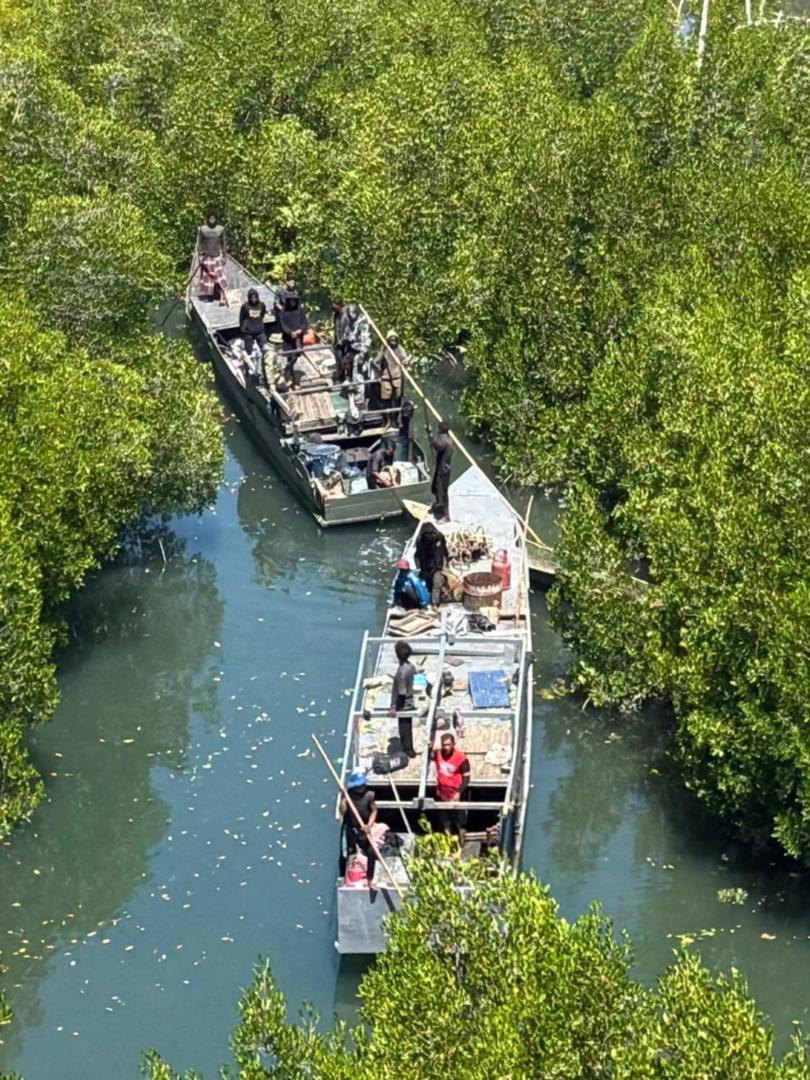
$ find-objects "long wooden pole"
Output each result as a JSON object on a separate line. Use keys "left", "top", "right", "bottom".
{"left": 387, "top": 772, "right": 413, "bottom": 838}
{"left": 311, "top": 735, "right": 404, "bottom": 898}
{"left": 359, "top": 305, "right": 554, "bottom": 554}
{"left": 697, "top": 0, "right": 710, "bottom": 67}
{"left": 159, "top": 255, "right": 200, "bottom": 328}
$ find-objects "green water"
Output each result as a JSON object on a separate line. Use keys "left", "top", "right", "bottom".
{"left": 1, "top": 383, "right": 809, "bottom": 1078}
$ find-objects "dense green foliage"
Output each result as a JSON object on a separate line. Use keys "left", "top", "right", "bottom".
{"left": 0, "top": 3, "right": 222, "bottom": 834}
{"left": 144, "top": 860, "right": 810, "bottom": 1078}
{"left": 2, "top": 0, "right": 807, "bottom": 869}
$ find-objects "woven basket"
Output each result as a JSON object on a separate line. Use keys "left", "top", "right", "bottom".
{"left": 461, "top": 571, "right": 503, "bottom": 612}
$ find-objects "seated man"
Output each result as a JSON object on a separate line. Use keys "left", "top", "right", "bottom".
{"left": 367, "top": 441, "right": 395, "bottom": 488}
{"left": 434, "top": 733, "right": 470, "bottom": 846}
{"left": 390, "top": 558, "right": 430, "bottom": 610}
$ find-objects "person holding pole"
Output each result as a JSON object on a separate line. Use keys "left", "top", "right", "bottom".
{"left": 339, "top": 771, "right": 378, "bottom": 886}
{"left": 427, "top": 419, "right": 454, "bottom": 522}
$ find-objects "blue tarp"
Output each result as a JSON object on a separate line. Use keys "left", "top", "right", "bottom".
{"left": 468, "top": 669, "right": 510, "bottom": 709}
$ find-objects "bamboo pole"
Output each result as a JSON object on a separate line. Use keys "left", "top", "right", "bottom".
{"left": 697, "top": 0, "right": 710, "bottom": 67}
{"left": 517, "top": 494, "right": 534, "bottom": 623}
{"left": 311, "top": 735, "right": 405, "bottom": 898}
{"left": 387, "top": 771, "right": 414, "bottom": 838}
{"left": 359, "top": 305, "right": 554, "bottom": 554}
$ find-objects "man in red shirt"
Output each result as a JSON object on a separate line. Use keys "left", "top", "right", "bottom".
{"left": 433, "top": 733, "right": 471, "bottom": 846}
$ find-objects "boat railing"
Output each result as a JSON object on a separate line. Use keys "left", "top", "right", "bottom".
{"left": 336, "top": 630, "right": 371, "bottom": 819}
{"left": 502, "top": 640, "right": 529, "bottom": 802}
{"left": 416, "top": 613, "right": 450, "bottom": 801}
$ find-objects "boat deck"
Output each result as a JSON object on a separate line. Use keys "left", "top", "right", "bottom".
{"left": 345, "top": 466, "right": 531, "bottom": 797}
{"left": 189, "top": 259, "right": 276, "bottom": 333}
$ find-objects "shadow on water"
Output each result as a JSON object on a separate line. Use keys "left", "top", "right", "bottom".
{"left": 0, "top": 530, "right": 223, "bottom": 1066}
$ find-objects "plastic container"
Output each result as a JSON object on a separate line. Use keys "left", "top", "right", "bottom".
{"left": 395, "top": 461, "right": 420, "bottom": 486}
{"left": 462, "top": 571, "right": 503, "bottom": 612}
{"left": 491, "top": 548, "right": 512, "bottom": 591}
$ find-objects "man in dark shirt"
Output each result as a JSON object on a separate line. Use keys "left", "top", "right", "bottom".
{"left": 331, "top": 297, "right": 349, "bottom": 371}
{"left": 196, "top": 213, "right": 228, "bottom": 304}
{"left": 339, "top": 771, "right": 378, "bottom": 886}
{"left": 367, "top": 442, "right": 395, "bottom": 488}
{"left": 427, "top": 419, "right": 454, "bottom": 521}
{"left": 238, "top": 287, "right": 268, "bottom": 357}
{"left": 274, "top": 276, "right": 296, "bottom": 312}
{"left": 278, "top": 291, "right": 310, "bottom": 384}
{"left": 388, "top": 640, "right": 417, "bottom": 757}
{"left": 399, "top": 399, "right": 414, "bottom": 440}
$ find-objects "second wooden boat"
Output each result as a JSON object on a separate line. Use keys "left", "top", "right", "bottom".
{"left": 187, "top": 256, "right": 433, "bottom": 526}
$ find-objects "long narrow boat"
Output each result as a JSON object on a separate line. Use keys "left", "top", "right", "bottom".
{"left": 335, "top": 465, "right": 534, "bottom": 953}
{"left": 187, "top": 256, "right": 432, "bottom": 526}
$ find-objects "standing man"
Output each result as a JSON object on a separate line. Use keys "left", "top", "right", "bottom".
{"left": 339, "top": 771, "right": 378, "bottom": 887}
{"left": 427, "top": 419, "right": 454, "bottom": 522}
{"left": 399, "top": 398, "right": 414, "bottom": 440}
{"left": 414, "top": 520, "right": 450, "bottom": 606}
{"left": 331, "top": 297, "right": 349, "bottom": 374}
{"left": 196, "top": 213, "right": 228, "bottom": 305}
{"left": 388, "top": 640, "right": 418, "bottom": 757}
{"left": 371, "top": 329, "right": 406, "bottom": 411}
{"left": 274, "top": 275, "right": 297, "bottom": 312}
{"left": 434, "top": 733, "right": 470, "bottom": 845}
{"left": 238, "top": 287, "right": 269, "bottom": 358}
{"left": 278, "top": 289, "right": 310, "bottom": 384}
{"left": 344, "top": 303, "right": 372, "bottom": 381}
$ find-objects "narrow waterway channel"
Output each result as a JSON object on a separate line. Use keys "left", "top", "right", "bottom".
{"left": 1, "top": 372, "right": 809, "bottom": 1077}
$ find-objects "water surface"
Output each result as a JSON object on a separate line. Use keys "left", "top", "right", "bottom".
{"left": 1, "top": 383, "right": 808, "bottom": 1077}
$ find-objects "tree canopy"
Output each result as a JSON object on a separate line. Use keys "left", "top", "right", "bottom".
{"left": 2, "top": 0, "right": 808, "bottom": 868}
{"left": 143, "top": 860, "right": 810, "bottom": 1079}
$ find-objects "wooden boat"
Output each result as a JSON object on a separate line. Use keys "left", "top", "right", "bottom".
{"left": 187, "top": 256, "right": 432, "bottom": 526}
{"left": 334, "top": 465, "right": 534, "bottom": 953}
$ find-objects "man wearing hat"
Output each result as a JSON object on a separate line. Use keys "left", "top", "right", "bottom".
{"left": 371, "top": 329, "right": 406, "bottom": 410}
{"left": 339, "top": 771, "right": 378, "bottom": 886}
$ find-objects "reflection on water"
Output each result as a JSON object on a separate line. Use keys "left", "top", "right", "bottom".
{"left": 0, "top": 383, "right": 808, "bottom": 1077}
{"left": 0, "top": 532, "right": 223, "bottom": 1067}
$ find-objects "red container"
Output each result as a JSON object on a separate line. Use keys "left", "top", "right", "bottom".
{"left": 491, "top": 548, "right": 511, "bottom": 591}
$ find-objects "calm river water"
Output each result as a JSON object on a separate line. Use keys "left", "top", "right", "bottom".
{"left": 1, "top": 369, "right": 809, "bottom": 1077}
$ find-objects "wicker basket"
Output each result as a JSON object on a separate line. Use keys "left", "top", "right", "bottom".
{"left": 462, "top": 571, "right": 503, "bottom": 612}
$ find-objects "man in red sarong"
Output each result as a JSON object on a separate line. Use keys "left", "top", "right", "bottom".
{"left": 196, "top": 213, "right": 228, "bottom": 304}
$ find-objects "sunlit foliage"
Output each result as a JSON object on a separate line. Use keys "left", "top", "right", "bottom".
{"left": 143, "top": 860, "right": 810, "bottom": 1078}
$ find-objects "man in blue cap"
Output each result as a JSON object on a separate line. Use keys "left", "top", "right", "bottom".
{"left": 339, "top": 771, "right": 378, "bottom": 886}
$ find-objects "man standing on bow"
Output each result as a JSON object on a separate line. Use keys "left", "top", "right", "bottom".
{"left": 195, "top": 213, "right": 228, "bottom": 305}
